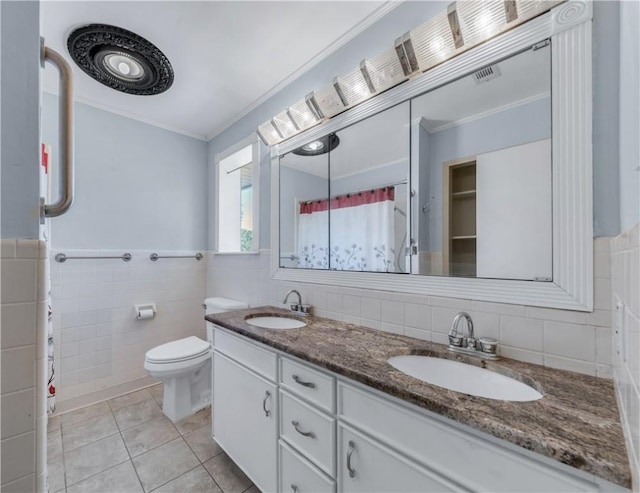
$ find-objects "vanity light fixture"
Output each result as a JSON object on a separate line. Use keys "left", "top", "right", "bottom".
{"left": 291, "top": 134, "right": 340, "bottom": 156}
{"left": 67, "top": 24, "right": 173, "bottom": 95}
{"left": 256, "top": 0, "right": 563, "bottom": 146}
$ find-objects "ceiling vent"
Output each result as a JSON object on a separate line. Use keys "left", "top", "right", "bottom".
{"left": 67, "top": 24, "right": 174, "bottom": 96}
{"left": 472, "top": 64, "right": 502, "bottom": 84}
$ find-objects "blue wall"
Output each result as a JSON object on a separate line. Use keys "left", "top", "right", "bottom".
{"left": 42, "top": 94, "right": 209, "bottom": 250}
{"left": 1, "top": 1, "right": 41, "bottom": 239}
{"left": 208, "top": 1, "right": 624, "bottom": 248}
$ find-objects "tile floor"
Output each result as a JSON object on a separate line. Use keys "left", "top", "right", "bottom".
{"left": 47, "top": 384, "right": 258, "bottom": 493}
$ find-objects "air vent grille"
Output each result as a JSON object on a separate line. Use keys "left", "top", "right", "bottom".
{"left": 473, "top": 64, "right": 502, "bottom": 84}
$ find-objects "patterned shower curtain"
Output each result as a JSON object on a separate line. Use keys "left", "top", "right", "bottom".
{"left": 298, "top": 186, "right": 396, "bottom": 272}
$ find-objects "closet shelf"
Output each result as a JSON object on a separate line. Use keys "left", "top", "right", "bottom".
{"left": 451, "top": 190, "right": 477, "bottom": 198}
{"left": 451, "top": 235, "right": 477, "bottom": 240}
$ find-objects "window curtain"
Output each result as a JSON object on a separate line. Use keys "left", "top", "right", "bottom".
{"left": 298, "top": 186, "right": 396, "bottom": 272}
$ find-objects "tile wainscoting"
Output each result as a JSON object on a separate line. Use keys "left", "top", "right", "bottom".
{"left": 612, "top": 223, "right": 640, "bottom": 491}
{"left": 49, "top": 250, "right": 206, "bottom": 410}
{"left": 1, "top": 239, "right": 48, "bottom": 492}
{"left": 207, "top": 238, "right": 613, "bottom": 378}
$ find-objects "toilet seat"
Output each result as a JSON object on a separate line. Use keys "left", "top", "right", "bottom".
{"left": 145, "top": 336, "right": 210, "bottom": 364}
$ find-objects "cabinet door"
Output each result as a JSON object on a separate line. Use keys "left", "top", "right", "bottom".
{"left": 213, "top": 352, "right": 277, "bottom": 493}
{"left": 338, "top": 424, "right": 464, "bottom": 493}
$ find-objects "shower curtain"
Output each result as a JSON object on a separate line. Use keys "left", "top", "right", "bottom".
{"left": 298, "top": 186, "right": 396, "bottom": 272}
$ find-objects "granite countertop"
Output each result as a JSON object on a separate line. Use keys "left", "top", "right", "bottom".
{"left": 206, "top": 306, "right": 631, "bottom": 488}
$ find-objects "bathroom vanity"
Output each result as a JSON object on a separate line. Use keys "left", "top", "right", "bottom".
{"left": 207, "top": 307, "right": 631, "bottom": 493}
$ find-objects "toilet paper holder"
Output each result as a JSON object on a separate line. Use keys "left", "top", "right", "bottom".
{"left": 135, "top": 304, "right": 157, "bottom": 320}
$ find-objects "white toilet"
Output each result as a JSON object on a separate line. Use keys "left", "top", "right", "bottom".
{"left": 144, "top": 297, "right": 248, "bottom": 422}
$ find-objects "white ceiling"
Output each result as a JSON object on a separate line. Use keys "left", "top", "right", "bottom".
{"left": 41, "top": 1, "right": 391, "bottom": 141}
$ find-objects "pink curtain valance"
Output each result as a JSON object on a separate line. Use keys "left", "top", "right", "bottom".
{"left": 300, "top": 186, "right": 395, "bottom": 214}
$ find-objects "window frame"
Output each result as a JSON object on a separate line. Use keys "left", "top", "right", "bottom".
{"left": 214, "top": 133, "right": 260, "bottom": 254}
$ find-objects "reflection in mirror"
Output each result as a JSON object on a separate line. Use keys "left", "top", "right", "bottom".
{"left": 279, "top": 102, "right": 410, "bottom": 273}
{"left": 411, "top": 44, "right": 551, "bottom": 281}
{"left": 329, "top": 102, "right": 410, "bottom": 272}
{"left": 279, "top": 139, "right": 329, "bottom": 269}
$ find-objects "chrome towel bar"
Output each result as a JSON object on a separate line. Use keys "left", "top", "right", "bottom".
{"left": 55, "top": 253, "right": 132, "bottom": 263}
{"left": 149, "top": 253, "right": 203, "bottom": 261}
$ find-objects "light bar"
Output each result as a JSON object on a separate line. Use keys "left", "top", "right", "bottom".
{"left": 257, "top": 0, "right": 564, "bottom": 148}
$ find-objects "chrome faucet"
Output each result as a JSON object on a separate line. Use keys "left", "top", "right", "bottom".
{"left": 448, "top": 312, "right": 498, "bottom": 359}
{"left": 449, "top": 312, "right": 475, "bottom": 349}
{"left": 282, "top": 289, "right": 311, "bottom": 316}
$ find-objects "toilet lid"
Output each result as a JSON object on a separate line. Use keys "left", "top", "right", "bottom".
{"left": 146, "top": 336, "right": 210, "bottom": 364}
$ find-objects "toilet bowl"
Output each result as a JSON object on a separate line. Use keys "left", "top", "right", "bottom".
{"left": 144, "top": 297, "right": 248, "bottom": 422}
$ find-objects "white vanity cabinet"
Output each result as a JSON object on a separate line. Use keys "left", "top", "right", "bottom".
{"left": 211, "top": 327, "right": 626, "bottom": 493}
{"left": 212, "top": 330, "right": 279, "bottom": 493}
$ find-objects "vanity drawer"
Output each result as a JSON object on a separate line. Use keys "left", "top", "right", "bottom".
{"left": 213, "top": 327, "right": 277, "bottom": 382}
{"left": 280, "top": 389, "right": 335, "bottom": 477}
{"left": 280, "top": 440, "right": 336, "bottom": 493}
{"left": 338, "top": 382, "right": 597, "bottom": 492}
{"left": 281, "top": 356, "right": 335, "bottom": 412}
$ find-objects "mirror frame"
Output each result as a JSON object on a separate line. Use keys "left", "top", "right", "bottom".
{"left": 270, "top": 1, "right": 593, "bottom": 311}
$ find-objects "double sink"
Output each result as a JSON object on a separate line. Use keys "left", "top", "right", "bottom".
{"left": 244, "top": 314, "right": 542, "bottom": 403}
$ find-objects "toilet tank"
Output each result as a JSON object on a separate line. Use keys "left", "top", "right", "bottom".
{"left": 204, "top": 297, "right": 248, "bottom": 343}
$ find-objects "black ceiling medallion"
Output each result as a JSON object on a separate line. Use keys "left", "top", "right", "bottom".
{"left": 292, "top": 134, "right": 340, "bottom": 156}
{"left": 67, "top": 24, "right": 174, "bottom": 96}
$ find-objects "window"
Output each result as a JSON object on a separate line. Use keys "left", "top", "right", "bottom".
{"left": 216, "top": 135, "right": 259, "bottom": 252}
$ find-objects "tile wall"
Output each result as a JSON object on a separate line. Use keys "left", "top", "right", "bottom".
{"left": 207, "top": 238, "right": 613, "bottom": 378}
{"left": 612, "top": 223, "right": 640, "bottom": 490}
{"left": 1, "top": 239, "right": 48, "bottom": 492}
{"left": 49, "top": 250, "right": 206, "bottom": 407}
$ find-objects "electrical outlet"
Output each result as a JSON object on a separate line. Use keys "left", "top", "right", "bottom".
{"left": 615, "top": 302, "right": 626, "bottom": 363}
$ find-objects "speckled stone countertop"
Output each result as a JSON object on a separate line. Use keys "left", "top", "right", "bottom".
{"left": 206, "top": 306, "right": 631, "bottom": 488}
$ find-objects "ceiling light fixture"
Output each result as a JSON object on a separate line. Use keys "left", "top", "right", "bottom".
{"left": 257, "top": 0, "right": 563, "bottom": 147}
{"left": 292, "top": 134, "right": 340, "bottom": 156}
{"left": 68, "top": 24, "right": 174, "bottom": 96}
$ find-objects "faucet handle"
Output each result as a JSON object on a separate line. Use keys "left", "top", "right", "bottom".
{"left": 299, "top": 304, "right": 312, "bottom": 315}
{"left": 290, "top": 303, "right": 300, "bottom": 312}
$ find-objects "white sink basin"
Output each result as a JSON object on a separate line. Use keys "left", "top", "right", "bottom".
{"left": 245, "top": 316, "right": 307, "bottom": 330}
{"left": 387, "top": 355, "right": 542, "bottom": 402}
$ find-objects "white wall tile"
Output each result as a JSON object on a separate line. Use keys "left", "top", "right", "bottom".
{"left": 1, "top": 389, "right": 35, "bottom": 439}
{"left": 1, "top": 260, "right": 37, "bottom": 304}
{"left": 1, "top": 303, "right": 36, "bottom": 349}
{"left": 380, "top": 300, "right": 404, "bottom": 325}
{"left": 1, "top": 239, "right": 17, "bottom": 258}
{"left": 543, "top": 355, "right": 597, "bottom": 376}
{"left": 360, "top": 297, "right": 381, "bottom": 320}
{"left": 0, "top": 431, "right": 36, "bottom": 484}
{"left": 1, "top": 346, "right": 36, "bottom": 394}
{"left": 404, "top": 303, "right": 431, "bottom": 330}
{"left": 500, "top": 316, "right": 544, "bottom": 352}
{"left": 543, "top": 322, "right": 596, "bottom": 362}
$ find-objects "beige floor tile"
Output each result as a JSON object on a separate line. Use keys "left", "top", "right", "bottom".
{"left": 48, "top": 414, "right": 62, "bottom": 431}
{"left": 153, "top": 465, "right": 222, "bottom": 493}
{"left": 61, "top": 401, "right": 111, "bottom": 427}
{"left": 48, "top": 427, "right": 63, "bottom": 458}
{"left": 148, "top": 384, "right": 164, "bottom": 405}
{"left": 121, "top": 415, "right": 180, "bottom": 457}
{"left": 47, "top": 451, "right": 66, "bottom": 492}
{"left": 64, "top": 434, "right": 129, "bottom": 486}
{"left": 183, "top": 424, "right": 221, "bottom": 462}
{"left": 114, "top": 398, "right": 163, "bottom": 431}
{"left": 203, "top": 452, "right": 252, "bottom": 493}
{"left": 132, "top": 438, "right": 199, "bottom": 492}
{"left": 243, "top": 485, "right": 260, "bottom": 493}
{"left": 175, "top": 406, "right": 211, "bottom": 435}
{"left": 67, "top": 461, "right": 143, "bottom": 493}
{"left": 62, "top": 412, "right": 119, "bottom": 451}
{"left": 109, "top": 389, "right": 154, "bottom": 412}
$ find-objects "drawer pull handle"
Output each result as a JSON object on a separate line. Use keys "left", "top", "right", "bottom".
{"left": 262, "top": 391, "right": 271, "bottom": 417}
{"left": 347, "top": 440, "right": 356, "bottom": 478}
{"left": 291, "top": 485, "right": 298, "bottom": 493}
{"left": 292, "top": 374, "right": 316, "bottom": 388}
{"left": 292, "top": 420, "right": 316, "bottom": 438}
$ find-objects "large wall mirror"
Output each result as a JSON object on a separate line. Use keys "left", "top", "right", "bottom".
{"left": 271, "top": 2, "right": 593, "bottom": 311}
